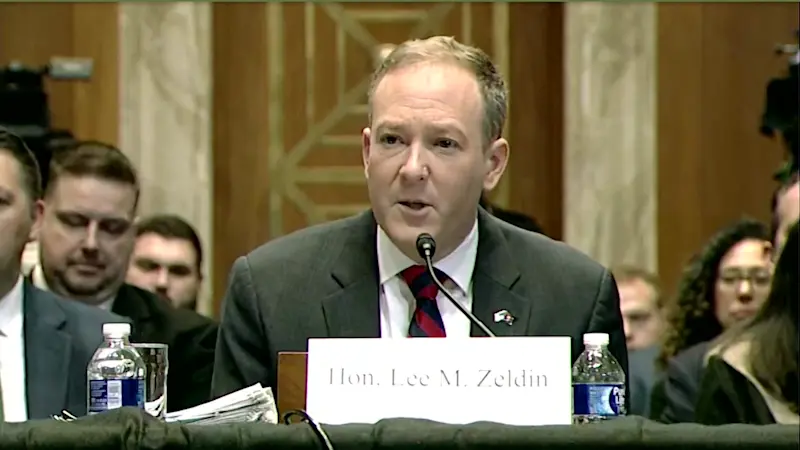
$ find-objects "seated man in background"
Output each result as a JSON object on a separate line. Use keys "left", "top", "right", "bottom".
{"left": 126, "top": 214, "right": 203, "bottom": 311}
{"left": 613, "top": 266, "right": 665, "bottom": 416}
{"left": 30, "top": 141, "right": 218, "bottom": 411}
{"left": 0, "top": 129, "right": 124, "bottom": 420}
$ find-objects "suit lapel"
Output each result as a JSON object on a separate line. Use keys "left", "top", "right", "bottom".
{"left": 23, "top": 282, "right": 71, "bottom": 419}
{"left": 320, "top": 211, "right": 381, "bottom": 338}
{"left": 470, "top": 209, "right": 532, "bottom": 337}
{"left": 110, "top": 285, "right": 152, "bottom": 342}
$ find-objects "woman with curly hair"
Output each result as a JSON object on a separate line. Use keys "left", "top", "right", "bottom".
{"left": 695, "top": 221, "right": 799, "bottom": 424}
{"left": 650, "top": 218, "right": 772, "bottom": 423}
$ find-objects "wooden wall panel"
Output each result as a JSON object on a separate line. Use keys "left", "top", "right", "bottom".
{"left": 212, "top": 3, "right": 272, "bottom": 315}
{"left": 657, "top": 3, "right": 799, "bottom": 295}
{"left": 508, "top": 3, "right": 563, "bottom": 240}
{"left": 211, "top": 3, "right": 564, "bottom": 315}
{"left": 0, "top": 3, "right": 119, "bottom": 144}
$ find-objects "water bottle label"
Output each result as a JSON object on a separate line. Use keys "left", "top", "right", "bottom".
{"left": 573, "top": 383, "right": 625, "bottom": 416}
{"left": 88, "top": 378, "right": 145, "bottom": 413}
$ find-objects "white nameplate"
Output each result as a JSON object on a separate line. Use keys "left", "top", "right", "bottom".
{"left": 306, "top": 337, "right": 572, "bottom": 426}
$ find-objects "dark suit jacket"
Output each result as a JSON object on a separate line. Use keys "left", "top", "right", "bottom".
{"left": 23, "top": 281, "right": 126, "bottom": 419}
{"left": 211, "top": 209, "right": 628, "bottom": 405}
{"left": 628, "top": 345, "right": 661, "bottom": 417}
{"left": 650, "top": 341, "right": 711, "bottom": 423}
{"left": 111, "top": 284, "right": 218, "bottom": 411}
{"left": 491, "top": 206, "right": 545, "bottom": 235}
{"left": 694, "top": 356, "right": 780, "bottom": 425}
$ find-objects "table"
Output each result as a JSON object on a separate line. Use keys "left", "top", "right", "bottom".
{"left": 0, "top": 408, "right": 797, "bottom": 450}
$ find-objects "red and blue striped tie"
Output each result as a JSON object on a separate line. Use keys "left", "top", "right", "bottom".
{"left": 402, "top": 265, "right": 447, "bottom": 338}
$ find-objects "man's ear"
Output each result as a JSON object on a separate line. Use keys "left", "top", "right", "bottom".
{"left": 482, "top": 138, "right": 510, "bottom": 191}
{"left": 362, "top": 127, "right": 372, "bottom": 180}
{"left": 29, "top": 199, "right": 45, "bottom": 242}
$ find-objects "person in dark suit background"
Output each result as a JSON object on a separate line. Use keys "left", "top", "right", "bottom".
{"left": 0, "top": 129, "right": 124, "bottom": 421}
{"left": 29, "top": 141, "right": 218, "bottom": 412}
{"left": 651, "top": 219, "right": 772, "bottom": 423}
{"left": 695, "top": 221, "right": 799, "bottom": 425}
{"left": 211, "top": 36, "right": 627, "bottom": 404}
{"left": 479, "top": 194, "right": 545, "bottom": 235}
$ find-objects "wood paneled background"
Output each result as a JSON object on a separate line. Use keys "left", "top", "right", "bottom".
{"left": 0, "top": 2, "right": 796, "bottom": 316}
{"left": 657, "top": 3, "right": 799, "bottom": 293}
{"left": 211, "top": 2, "right": 564, "bottom": 314}
{"left": 0, "top": 3, "right": 119, "bottom": 145}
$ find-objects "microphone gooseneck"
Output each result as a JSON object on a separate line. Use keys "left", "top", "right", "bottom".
{"left": 415, "top": 234, "right": 497, "bottom": 338}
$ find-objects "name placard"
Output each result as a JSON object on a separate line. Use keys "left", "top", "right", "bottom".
{"left": 306, "top": 337, "right": 572, "bottom": 425}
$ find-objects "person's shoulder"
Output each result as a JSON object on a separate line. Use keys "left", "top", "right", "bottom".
{"left": 126, "top": 283, "right": 216, "bottom": 327}
{"left": 676, "top": 340, "right": 713, "bottom": 362}
{"left": 497, "top": 218, "right": 608, "bottom": 278}
{"left": 123, "top": 283, "right": 218, "bottom": 343}
{"left": 244, "top": 212, "right": 367, "bottom": 270}
{"left": 31, "top": 284, "right": 125, "bottom": 326}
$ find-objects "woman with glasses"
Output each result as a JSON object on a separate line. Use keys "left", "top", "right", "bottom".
{"left": 695, "top": 221, "right": 798, "bottom": 424}
{"left": 650, "top": 218, "right": 772, "bottom": 423}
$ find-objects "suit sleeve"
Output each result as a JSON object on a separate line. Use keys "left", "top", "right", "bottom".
{"left": 586, "top": 270, "right": 630, "bottom": 413}
{"left": 658, "top": 354, "right": 700, "bottom": 423}
{"left": 169, "top": 317, "right": 218, "bottom": 409}
{"left": 211, "top": 256, "right": 272, "bottom": 398}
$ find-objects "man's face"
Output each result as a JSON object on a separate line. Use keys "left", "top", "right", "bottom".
{"left": 0, "top": 151, "right": 36, "bottom": 286}
{"left": 37, "top": 175, "right": 137, "bottom": 305}
{"left": 714, "top": 238, "right": 772, "bottom": 329}
{"left": 126, "top": 233, "right": 201, "bottom": 309}
{"left": 774, "top": 181, "right": 799, "bottom": 257}
{"left": 618, "top": 278, "right": 664, "bottom": 351}
{"left": 363, "top": 62, "right": 509, "bottom": 259}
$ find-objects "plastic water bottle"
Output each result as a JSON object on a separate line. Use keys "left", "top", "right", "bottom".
{"left": 572, "top": 332, "right": 626, "bottom": 424}
{"left": 87, "top": 323, "right": 147, "bottom": 414}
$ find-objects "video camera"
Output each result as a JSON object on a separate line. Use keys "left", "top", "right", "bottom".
{"left": 760, "top": 30, "right": 799, "bottom": 181}
{"left": 0, "top": 57, "right": 93, "bottom": 181}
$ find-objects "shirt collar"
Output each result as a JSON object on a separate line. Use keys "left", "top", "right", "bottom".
{"left": 31, "top": 264, "right": 116, "bottom": 311}
{"left": 0, "top": 276, "right": 24, "bottom": 337}
{"left": 377, "top": 219, "right": 479, "bottom": 294}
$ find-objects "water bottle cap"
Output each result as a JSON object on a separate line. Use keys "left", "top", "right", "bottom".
{"left": 103, "top": 322, "right": 131, "bottom": 337}
{"left": 583, "top": 333, "right": 609, "bottom": 346}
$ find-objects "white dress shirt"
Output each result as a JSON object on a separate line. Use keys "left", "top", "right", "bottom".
{"left": 0, "top": 276, "right": 28, "bottom": 422}
{"left": 378, "top": 220, "right": 479, "bottom": 338}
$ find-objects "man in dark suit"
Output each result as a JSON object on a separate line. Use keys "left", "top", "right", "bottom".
{"left": 0, "top": 129, "right": 124, "bottom": 421}
{"left": 212, "top": 36, "right": 627, "bottom": 403}
{"left": 30, "top": 141, "right": 218, "bottom": 412}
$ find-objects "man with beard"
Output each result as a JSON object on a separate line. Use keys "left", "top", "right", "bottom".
{"left": 126, "top": 214, "right": 204, "bottom": 311}
{"left": 30, "top": 141, "right": 217, "bottom": 411}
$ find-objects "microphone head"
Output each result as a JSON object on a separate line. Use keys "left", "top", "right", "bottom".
{"left": 415, "top": 233, "right": 436, "bottom": 259}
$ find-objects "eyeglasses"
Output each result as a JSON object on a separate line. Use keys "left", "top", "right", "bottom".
{"left": 717, "top": 268, "right": 772, "bottom": 290}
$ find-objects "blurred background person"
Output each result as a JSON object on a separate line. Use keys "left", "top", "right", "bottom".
{"left": 651, "top": 218, "right": 772, "bottom": 423}
{"left": 695, "top": 221, "right": 799, "bottom": 425}
{"left": 613, "top": 265, "right": 665, "bottom": 416}
{"left": 126, "top": 214, "right": 203, "bottom": 311}
{"left": 614, "top": 266, "right": 665, "bottom": 351}
{"left": 479, "top": 193, "right": 545, "bottom": 235}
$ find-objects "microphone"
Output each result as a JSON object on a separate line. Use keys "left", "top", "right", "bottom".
{"left": 415, "top": 233, "right": 497, "bottom": 337}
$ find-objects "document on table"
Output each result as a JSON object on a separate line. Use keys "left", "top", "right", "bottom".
{"left": 164, "top": 383, "right": 278, "bottom": 425}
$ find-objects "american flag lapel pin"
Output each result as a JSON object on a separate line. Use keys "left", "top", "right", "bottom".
{"left": 493, "top": 309, "right": 515, "bottom": 326}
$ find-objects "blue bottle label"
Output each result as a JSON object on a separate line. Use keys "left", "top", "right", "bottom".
{"left": 88, "top": 378, "right": 145, "bottom": 413}
{"left": 573, "top": 383, "right": 625, "bottom": 416}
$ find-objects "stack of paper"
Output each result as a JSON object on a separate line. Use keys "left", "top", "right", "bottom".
{"left": 164, "top": 383, "right": 278, "bottom": 425}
